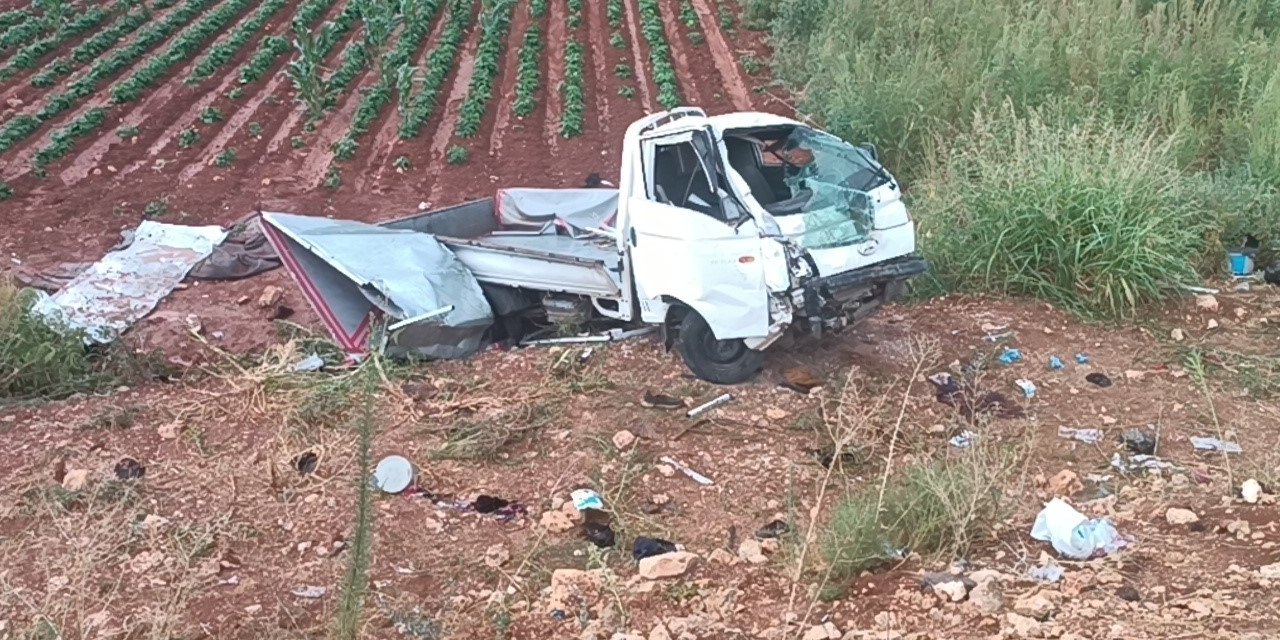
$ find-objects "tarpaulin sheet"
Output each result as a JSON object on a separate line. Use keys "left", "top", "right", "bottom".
{"left": 495, "top": 188, "right": 618, "bottom": 235}
{"left": 260, "top": 212, "right": 493, "bottom": 359}
{"left": 32, "top": 222, "right": 227, "bottom": 343}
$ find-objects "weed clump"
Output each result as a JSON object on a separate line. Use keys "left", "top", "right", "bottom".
{"left": 0, "top": 283, "right": 109, "bottom": 401}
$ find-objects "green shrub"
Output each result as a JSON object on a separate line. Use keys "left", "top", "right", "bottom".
{"left": 445, "top": 145, "right": 469, "bottom": 165}
{"left": 915, "top": 110, "right": 1216, "bottom": 318}
{"left": 0, "top": 283, "right": 107, "bottom": 401}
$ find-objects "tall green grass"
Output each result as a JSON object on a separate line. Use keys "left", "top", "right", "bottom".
{"left": 753, "top": 0, "right": 1280, "bottom": 314}
{"left": 0, "top": 282, "right": 106, "bottom": 401}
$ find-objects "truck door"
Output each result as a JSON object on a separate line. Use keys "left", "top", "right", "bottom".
{"left": 626, "top": 128, "right": 768, "bottom": 339}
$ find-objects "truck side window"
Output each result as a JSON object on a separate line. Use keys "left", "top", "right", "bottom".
{"left": 650, "top": 140, "right": 723, "bottom": 219}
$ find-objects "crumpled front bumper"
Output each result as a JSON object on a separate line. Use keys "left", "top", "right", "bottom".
{"left": 800, "top": 254, "right": 929, "bottom": 335}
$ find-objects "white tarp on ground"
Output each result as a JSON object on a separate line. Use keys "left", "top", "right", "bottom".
{"left": 260, "top": 212, "right": 493, "bottom": 359}
{"left": 495, "top": 188, "right": 619, "bottom": 235}
{"left": 33, "top": 222, "right": 228, "bottom": 343}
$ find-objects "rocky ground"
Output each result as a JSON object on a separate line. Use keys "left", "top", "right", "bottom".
{"left": 1, "top": 282, "right": 1279, "bottom": 639}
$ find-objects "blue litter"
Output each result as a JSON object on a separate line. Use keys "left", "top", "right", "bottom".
{"left": 1015, "top": 379, "right": 1037, "bottom": 398}
{"left": 1049, "top": 356, "right": 1065, "bottom": 371}
{"left": 999, "top": 348, "right": 1024, "bottom": 366}
{"left": 1075, "top": 353, "right": 1090, "bottom": 365}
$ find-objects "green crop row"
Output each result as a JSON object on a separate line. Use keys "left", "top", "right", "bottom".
{"left": 607, "top": 0, "right": 622, "bottom": 28}
{"left": 187, "top": 0, "right": 287, "bottom": 83}
{"left": 237, "top": 0, "right": 341, "bottom": 85}
{"left": 0, "top": 6, "right": 108, "bottom": 80}
{"left": 454, "top": 0, "right": 515, "bottom": 138}
{"left": 32, "top": 106, "right": 106, "bottom": 170}
{"left": 0, "top": 12, "right": 47, "bottom": 51}
{"left": 0, "top": 0, "right": 220, "bottom": 156}
{"left": 333, "top": 0, "right": 445, "bottom": 155}
{"left": 567, "top": 0, "right": 582, "bottom": 29}
{"left": 680, "top": 1, "right": 697, "bottom": 29}
{"left": 531, "top": 0, "right": 549, "bottom": 19}
{"left": 513, "top": 26, "right": 542, "bottom": 118}
{"left": 324, "top": 39, "right": 367, "bottom": 106}
{"left": 30, "top": 1, "right": 177, "bottom": 89}
{"left": 0, "top": 10, "right": 28, "bottom": 30}
{"left": 560, "top": 40, "right": 584, "bottom": 138}
{"left": 398, "top": 0, "right": 472, "bottom": 140}
{"left": 637, "top": 0, "right": 680, "bottom": 109}
{"left": 113, "top": 0, "right": 256, "bottom": 103}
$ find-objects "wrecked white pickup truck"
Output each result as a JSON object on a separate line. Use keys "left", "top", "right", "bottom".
{"left": 263, "top": 108, "right": 926, "bottom": 383}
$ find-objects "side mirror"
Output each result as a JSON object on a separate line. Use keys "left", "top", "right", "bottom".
{"left": 860, "top": 143, "right": 879, "bottom": 161}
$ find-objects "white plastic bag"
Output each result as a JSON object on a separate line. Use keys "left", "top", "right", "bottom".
{"left": 1031, "top": 498, "right": 1127, "bottom": 559}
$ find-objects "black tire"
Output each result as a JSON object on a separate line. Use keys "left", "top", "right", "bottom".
{"left": 678, "top": 311, "right": 764, "bottom": 384}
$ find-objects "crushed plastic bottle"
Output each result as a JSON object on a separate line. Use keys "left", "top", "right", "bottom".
{"left": 1031, "top": 498, "right": 1129, "bottom": 559}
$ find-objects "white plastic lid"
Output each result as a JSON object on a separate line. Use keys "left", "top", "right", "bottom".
{"left": 373, "top": 455, "right": 415, "bottom": 494}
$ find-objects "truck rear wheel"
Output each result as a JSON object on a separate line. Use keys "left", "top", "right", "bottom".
{"left": 678, "top": 311, "right": 764, "bottom": 385}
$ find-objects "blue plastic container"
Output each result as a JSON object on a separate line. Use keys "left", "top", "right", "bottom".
{"left": 1228, "top": 251, "right": 1255, "bottom": 277}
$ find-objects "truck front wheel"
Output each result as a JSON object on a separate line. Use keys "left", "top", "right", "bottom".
{"left": 678, "top": 311, "right": 764, "bottom": 385}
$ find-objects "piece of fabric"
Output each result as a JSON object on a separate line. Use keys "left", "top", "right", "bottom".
{"left": 189, "top": 218, "right": 281, "bottom": 280}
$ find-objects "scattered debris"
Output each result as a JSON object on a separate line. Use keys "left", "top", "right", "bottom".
{"left": 1165, "top": 507, "right": 1200, "bottom": 525}
{"left": 1027, "top": 564, "right": 1064, "bottom": 583}
{"left": 33, "top": 222, "right": 229, "bottom": 343}
{"left": 1241, "top": 479, "right": 1263, "bottom": 504}
{"left": 1122, "top": 430, "right": 1157, "bottom": 455}
{"left": 1190, "top": 437, "right": 1242, "bottom": 454}
{"left": 113, "top": 458, "right": 145, "bottom": 481}
{"left": 1031, "top": 498, "right": 1128, "bottom": 559}
{"left": 1111, "top": 453, "right": 1175, "bottom": 474}
{"left": 1048, "top": 356, "right": 1065, "bottom": 371}
{"left": 1085, "top": 372, "right": 1113, "bottom": 388}
{"left": 521, "top": 326, "right": 656, "bottom": 346}
{"left": 998, "top": 348, "right": 1024, "bottom": 365}
{"left": 754, "top": 519, "right": 791, "bottom": 539}
{"left": 583, "top": 522, "right": 616, "bottom": 548}
{"left": 1057, "top": 427, "right": 1103, "bottom": 445}
{"left": 291, "top": 586, "right": 327, "bottom": 599}
{"left": 659, "top": 456, "right": 714, "bottom": 486}
{"left": 780, "top": 367, "right": 823, "bottom": 394}
{"left": 294, "top": 451, "right": 319, "bottom": 475}
{"left": 686, "top": 393, "right": 733, "bottom": 418}
{"left": 571, "top": 489, "right": 604, "bottom": 512}
{"left": 471, "top": 495, "right": 511, "bottom": 513}
{"left": 1014, "top": 379, "right": 1037, "bottom": 398}
{"left": 931, "top": 373, "right": 1024, "bottom": 420}
{"left": 641, "top": 391, "right": 684, "bottom": 410}
{"left": 373, "top": 455, "right": 415, "bottom": 494}
{"left": 292, "top": 354, "right": 324, "bottom": 373}
{"left": 632, "top": 537, "right": 678, "bottom": 561}
{"left": 1074, "top": 353, "right": 1090, "bottom": 365}
{"left": 949, "top": 431, "right": 978, "bottom": 448}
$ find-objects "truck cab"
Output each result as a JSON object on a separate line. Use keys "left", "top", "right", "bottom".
{"left": 617, "top": 108, "right": 926, "bottom": 383}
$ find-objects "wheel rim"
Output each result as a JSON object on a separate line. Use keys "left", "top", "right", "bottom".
{"left": 699, "top": 330, "right": 747, "bottom": 364}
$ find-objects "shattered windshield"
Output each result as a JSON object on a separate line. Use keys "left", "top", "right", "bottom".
{"left": 777, "top": 127, "right": 881, "bottom": 249}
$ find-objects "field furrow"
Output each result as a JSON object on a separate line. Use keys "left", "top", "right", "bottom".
{"left": 541, "top": 0, "right": 566, "bottom": 152}
{"left": 619, "top": 0, "right": 655, "bottom": 111}
{"left": 485, "top": 0, "right": 537, "bottom": 157}
{"left": 688, "top": 0, "right": 753, "bottom": 111}
{"left": 421, "top": 0, "right": 484, "bottom": 203}
{"left": 656, "top": 0, "right": 701, "bottom": 107}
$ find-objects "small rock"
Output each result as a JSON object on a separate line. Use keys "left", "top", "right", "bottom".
{"left": 5, "top": 97, "right": 23, "bottom": 108}
{"left": 291, "top": 586, "right": 327, "bottom": 599}
{"left": 1046, "top": 469, "right": 1082, "bottom": 497}
{"left": 656, "top": 464, "right": 675, "bottom": 477}
{"left": 651, "top": 493, "right": 670, "bottom": 506}
{"left": 638, "top": 551, "right": 698, "bottom": 579}
{"left": 484, "top": 543, "right": 510, "bottom": 568}
{"left": 931, "top": 580, "right": 969, "bottom": 603}
{"left": 549, "top": 569, "right": 603, "bottom": 612}
{"left": 257, "top": 286, "right": 283, "bottom": 308}
{"left": 1124, "top": 370, "right": 1146, "bottom": 381}
{"left": 1115, "top": 585, "right": 1141, "bottom": 602}
{"left": 647, "top": 624, "right": 672, "bottom": 640}
{"left": 1004, "top": 612, "right": 1045, "bottom": 638}
{"left": 1207, "top": 318, "right": 1219, "bottom": 330}
{"left": 1259, "top": 562, "right": 1280, "bottom": 581}
{"left": 708, "top": 548, "right": 737, "bottom": 565}
{"left": 1012, "top": 593, "right": 1055, "bottom": 620}
{"left": 244, "top": 604, "right": 262, "bottom": 614}
{"left": 1170, "top": 328, "right": 1185, "bottom": 342}
{"left": 1241, "top": 478, "right": 1263, "bottom": 504}
{"left": 540, "top": 510, "right": 576, "bottom": 533}
{"left": 1195, "top": 295, "right": 1219, "bottom": 313}
{"left": 1165, "top": 508, "right": 1199, "bottom": 525}
{"left": 765, "top": 407, "right": 788, "bottom": 421}
{"left": 61, "top": 469, "right": 90, "bottom": 491}
{"left": 969, "top": 579, "right": 1004, "bottom": 614}
{"left": 737, "top": 539, "right": 767, "bottom": 564}
{"left": 157, "top": 422, "right": 180, "bottom": 439}
{"left": 612, "top": 430, "right": 637, "bottom": 450}
{"left": 801, "top": 622, "right": 841, "bottom": 640}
